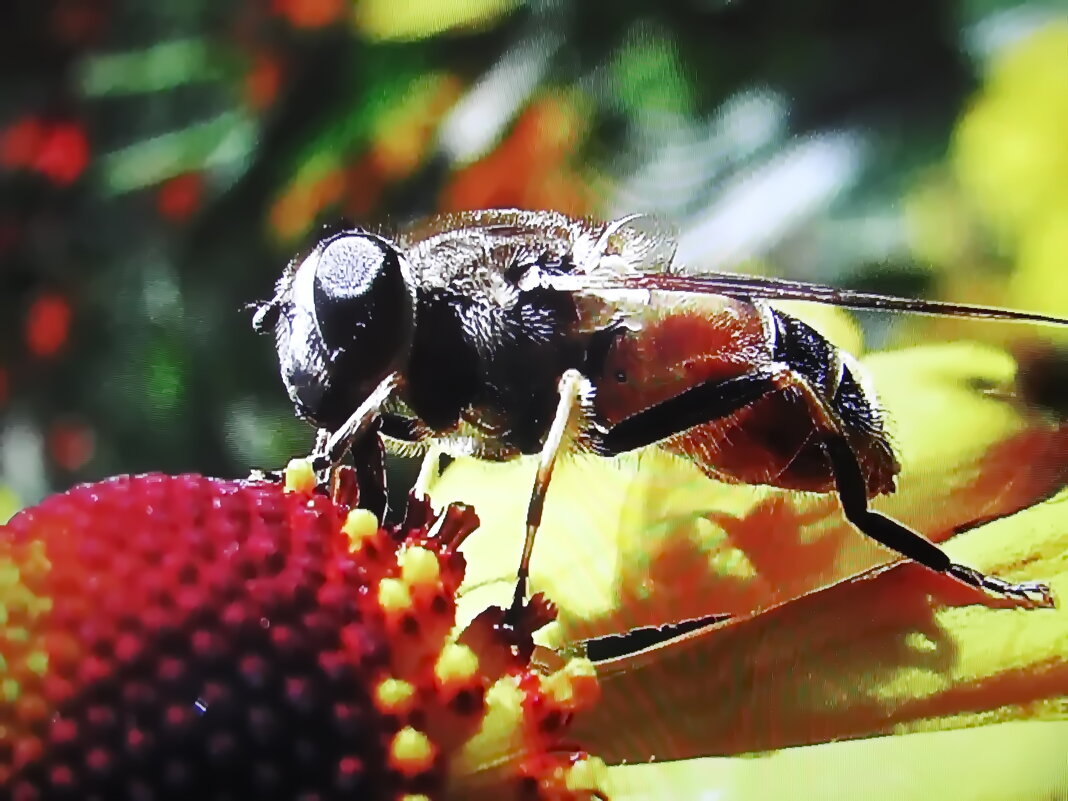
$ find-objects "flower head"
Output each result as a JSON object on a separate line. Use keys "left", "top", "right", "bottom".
{"left": 0, "top": 465, "right": 606, "bottom": 800}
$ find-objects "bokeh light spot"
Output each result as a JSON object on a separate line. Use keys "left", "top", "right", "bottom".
{"left": 48, "top": 421, "right": 95, "bottom": 472}
{"left": 145, "top": 343, "right": 185, "bottom": 412}
{"left": 272, "top": 0, "right": 345, "bottom": 29}
{"left": 1, "top": 118, "right": 45, "bottom": 169}
{"left": 157, "top": 172, "right": 204, "bottom": 222}
{"left": 33, "top": 122, "right": 90, "bottom": 186}
{"left": 25, "top": 294, "right": 72, "bottom": 359}
{"left": 245, "top": 53, "right": 284, "bottom": 110}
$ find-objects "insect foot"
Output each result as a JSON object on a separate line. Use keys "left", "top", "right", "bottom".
{"left": 947, "top": 562, "right": 1057, "bottom": 609}
{"left": 0, "top": 465, "right": 607, "bottom": 801}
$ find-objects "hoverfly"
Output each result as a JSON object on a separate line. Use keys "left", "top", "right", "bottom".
{"left": 252, "top": 208, "right": 1066, "bottom": 615}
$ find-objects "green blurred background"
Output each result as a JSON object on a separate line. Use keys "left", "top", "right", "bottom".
{"left": 1, "top": 0, "right": 1065, "bottom": 518}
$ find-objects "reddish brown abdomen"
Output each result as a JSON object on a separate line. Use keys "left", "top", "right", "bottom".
{"left": 589, "top": 296, "right": 897, "bottom": 495}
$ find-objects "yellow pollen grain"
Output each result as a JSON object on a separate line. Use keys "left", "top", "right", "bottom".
{"left": 562, "top": 657, "right": 597, "bottom": 682}
{"left": 400, "top": 796, "right": 430, "bottom": 801}
{"left": 542, "top": 673, "right": 574, "bottom": 706}
{"left": 283, "top": 458, "right": 316, "bottom": 494}
{"left": 374, "top": 677, "right": 416, "bottom": 712}
{"left": 0, "top": 562, "right": 19, "bottom": 587}
{"left": 543, "top": 658, "right": 599, "bottom": 710}
{"left": 21, "top": 541, "right": 51, "bottom": 579}
{"left": 342, "top": 508, "right": 379, "bottom": 552}
{"left": 2, "top": 679, "right": 20, "bottom": 702}
{"left": 434, "top": 643, "right": 478, "bottom": 685}
{"left": 27, "top": 594, "right": 52, "bottom": 617}
{"left": 388, "top": 726, "right": 436, "bottom": 775}
{"left": 904, "top": 630, "right": 939, "bottom": 654}
{"left": 485, "top": 676, "right": 524, "bottom": 717}
{"left": 565, "top": 756, "right": 608, "bottom": 793}
{"left": 450, "top": 678, "right": 525, "bottom": 776}
{"left": 399, "top": 545, "right": 440, "bottom": 588}
{"left": 377, "top": 578, "right": 412, "bottom": 614}
{"left": 25, "top": 651, "right": 48, "bottom": 676}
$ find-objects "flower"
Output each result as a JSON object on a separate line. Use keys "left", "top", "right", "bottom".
{"left": 431, "top": 334, "right": 1068, "bottom": 798}
{"left": 906, "top": 21, "right": 1068, "bottom": 346}
{"left": 441, "top": 96, "right": 596, "bottom": 216}
{"left": 0, "top": 118, "right": 90, "bottom": 186}
{"left": 0, "top": 462, "right": 608, "bottom": 800}
{"left": 24, "top": 293, "right": 72, "bottom": 360}
{"left": 156, "top": 172, "right": 205, "bottom": 222}
{"left": 353, "top": 0, "right": 519, "bottom": 41}
{"left": 3, "top": 327, "right": 1065, "bottom": 799}
{"left": 952, "top": 21, "right": 1068, "bottom": 247}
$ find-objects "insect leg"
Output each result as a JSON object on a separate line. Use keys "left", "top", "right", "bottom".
{"left": 511, "top": 369, "right": 589, "bottom": 617}
{"left": 413, "top": 444, "right": 442, "bottom": 497}
{"left": 821, "top": 433, "right": 1055, "bottom": 607}
{"left": 311, "top": 371, "right": 401, "bottom": 471}
{"left": 350, "top": 425, "right": 388, "bottom": 517}
{"left": 313, "top": 427, "right": 330, "bottom": 457}
{"left": 600, "top": 364, "right": 1054, "bottom": 608}
{"left": 778, "top": 372, "right": 1056, "bottom": 608}
{"left": 599, "top": 366, "right": 784, "bottom": 454}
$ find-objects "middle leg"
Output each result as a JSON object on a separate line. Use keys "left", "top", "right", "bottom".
{"left": 510, "top": 369, "right": 590, "bottom": 617}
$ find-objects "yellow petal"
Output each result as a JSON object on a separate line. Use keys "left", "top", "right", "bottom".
{"left": 439, "top": 343, "right": 1065, "bottom": 645}
{"left": 952, "top": 22, "right": 1068, "bottom": 239}
{"left": 0, "top": 485, "right": 19, "bottom": 525}
{"left": 572, "top": 486, "right": 1068, "bottom": 761}
{"left": 354, "top": 0, "right": 519, "bottom": 41}
{"left": 1009, "top": 206, "right": 1068, "bottom": 342}
{"left": 604, "top": 721, "right": 1068, "bottom": 801}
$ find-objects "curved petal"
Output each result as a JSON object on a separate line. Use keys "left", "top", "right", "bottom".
{"left": 572, "top": 487, "right": 1068, "bottom": 761}
{"left": 440, "top": 343, "right": 1066, "bottom": 643}
{"left": 603, "top": 721, "right": 1068, "bottom": 801}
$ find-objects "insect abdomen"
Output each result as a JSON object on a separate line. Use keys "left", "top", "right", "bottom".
{"left": 589, "top": 299, "right": 898, "bottom": 496}
{"left": 766, "top": 310, "right": 898, "bottom": 496}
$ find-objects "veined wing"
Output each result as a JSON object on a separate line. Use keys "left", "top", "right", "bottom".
{"left": 563, "top": 269, "right": 1068, "bottom": 326}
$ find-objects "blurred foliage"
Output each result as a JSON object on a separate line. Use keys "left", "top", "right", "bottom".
{"left": 0, "top": 0, "right": 1064, "bottom": 514}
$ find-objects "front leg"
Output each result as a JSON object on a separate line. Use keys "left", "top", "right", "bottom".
{"left": 308, "top": 372, "right": 401, "bottom": 510}
{"left": 311, "top": 371, "right": 402, "bottom": 471}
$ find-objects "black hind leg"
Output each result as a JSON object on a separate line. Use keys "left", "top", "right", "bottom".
{"left": 821, "top": 434, "right": 1055, "bottom": 607}
{"left": 597, "top": 357, "right": 1055, "bottom": 608}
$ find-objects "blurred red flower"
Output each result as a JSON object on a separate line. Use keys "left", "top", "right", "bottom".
{"left": 157, "top": 172, "right": 205, "bottom": 222}
{"left": 272, "top": 0, "right": 345, "bottom": 29}
{"left": 48, "top": 421, "right": 95, "bottom": 471}
{"left": 33, "top": 122, "right": 90, "bottom": 186}
{"left": 1, "top": 118, "right": 46, "bottom": 169}
{"left": 245, "top": 53, "right": 285, "bottom": 110}
{"left": 25, "top": 293, "right": 72, "bottom": 359}
{"left": 1, "top": 118, "right": 89, "bottom": 186}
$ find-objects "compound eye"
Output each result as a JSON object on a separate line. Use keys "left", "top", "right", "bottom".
{"left": 312, "top": 232, "right": 413, "bottom": 377}
{"left": 315, "top": 235, "right": 389, "bottom": 302}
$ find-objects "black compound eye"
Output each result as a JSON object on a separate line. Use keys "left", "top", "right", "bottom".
{"left": 268, "top": 230, "right": 415, "bottom": 430}
{"left": 309, "top": 232, "right": 414, "bottom": 396}
{"left": 314, "top": 235, "right": 392, "bottom": 306}
{"left": 312, "top": 233, "right": 405, "bottom": 348}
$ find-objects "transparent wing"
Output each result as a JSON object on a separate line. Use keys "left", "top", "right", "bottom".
{"left": 568, "top": 269, "right": 1068, "bottom": 325}
{"left": 578, "top": 213, "right": 681, "bottom": 277}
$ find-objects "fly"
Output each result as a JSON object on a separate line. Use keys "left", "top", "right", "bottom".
{"left": 252, "top": 208, "right": 1067, "bottom": 617}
